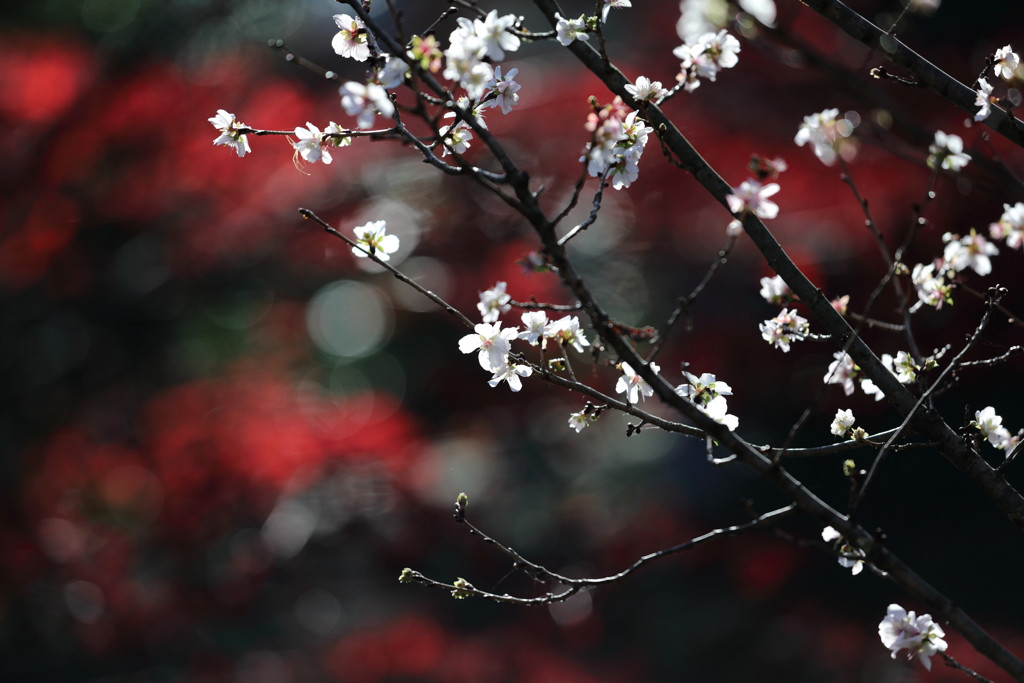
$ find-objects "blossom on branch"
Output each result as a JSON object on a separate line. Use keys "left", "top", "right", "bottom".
{"left": 616, "top": 362, "right": 660, "bottom": 404}
{"left": 459, "top": 323, "right": 518, "bottom": 372}
{"left": 470, "top": 10, "right": 520, "bottom": 62}
{"left": 625, "top": 76, "right": 669, "bottom": 104}
{"left": 831, "top": 409, "right": 855, "bottom": 437}
{"left": 824, "top": 351, "right": 857, "bottom": 396}
{"left": 378, "top": 54, "right": 410, "bottom": 89}
{"left": 990, "top": 202, "right": 1024, "bottom": 249}
{"left": 568, "top": 410, "right": 594, "bottom": 433}
{"left": 974, "top": 78, "right": 993, "bottom": 122}
{"left": 438, "top": 121, "right": 473, "bottom": 156}
{"left": 794, "top": 108, "right": 857, "bottom": 166}
{"left": 759, "top": 308, "right": 807, "bottom": 352}
{"left": 488, "top": 363, "right": 533, "bottom": 392}
{"left": 994, "top": 45, "right": 1020, "bottom": 81}
{"left": 477, "top": 282, "right": 511, "bottom": 323}
{"left": 544, "top": 315, "right": 590, "bottom": 353}
{"left": 518, "top": 311, "right": 548, "bottom": 345}
{"left": 483, "top": 67, "right": 521, "bottom": 115}
{"left": 601, "top": 0, "right": 632, "bottom": 22}
{"left": 878, "top": 604, "right": 948, "bottom": 670}
{"left": 759, "top": 275, "right": 791, "bottom": 305}
{"left": 332, "top": 13, "right": 370, "bottom": 61}
{"left": 726, "top": 178, "right": 780, "bottom": 219}
{"left": 927, "top": 131, "right": 970, "bottom": 172}
{"left": 942, "top": 230, "right": 998, "bottom": 276}
{"left": 973, "top": 406, "right": 1013, "bottom": 450}
{"left": 292, "top": 123, "right": 332, "bottom": 165}
{"left": 351, "top": 220, "right": 400, "bottom": 261}
{"left": 208, "top": 109, "right": 251, "bottom": 158}
{"left": 340, "top": 81, "right": 395, "bottom": 129}
{"left": 555, "top": 13, "right": 589, "bottom": 46}
{"left": 910, "top": 262, "right": 952, "bottom": 309}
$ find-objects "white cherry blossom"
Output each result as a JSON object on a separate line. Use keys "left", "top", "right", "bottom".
{"left": 518, "top": 311, "right": 548, "bottom": 345}
{"left": 831, "top": 409, "right": 855, "bottom": 436}
{"left": 927, "top": 131, "right": 970, "bottom": 172}
{"left": 616, "top": 362, "right": 660, "bottom": 404}
{"left": 488, "top": 363, "right": 533, "bottom": 392}
{"left": 568, "top": 411, "right": 593, "bottom": 433}
{"left": 878, "top": 604, "right": 948, "bottom": 671}
{"left": 990, "top": 202, "right": 1024, "bottom": 249}
{"left": 795, "top": 108, "right": 856, "bottom": 166}
{"left": 352, "top": 220, "right": 400, "bottom": 261}
{"left": 699, "top": 394, "right": 739, "bottom": 430}
{"left": 625, "top": 76, "right": 669, "bottom": 104}
{"left": 727, "top": 178, "right": 780, "bottom": 219}
{"left": 759, "top": 275, "right": 791, "bottom": 305}
{"left": 472, "top": 10, "right": 521, "bottom": 61}
{"left": 378, "top": 54, "right": 410, "bottom": 89}
{"left": 555, "top": 13, "right": 589, "bottom": 46}
{"left": 458, "top": 323, "right": 519, "bottom": 371}
{"left": 759, "top": 308, "right": 808, "bottom": 352}
{"left": 825, "top": 351, "right": 857, "bottom": 396}
{"left": 601, "top": 0, "right": 632, "bottom": 22}
{"left": 676, "top": 371, "right": 732, "bottom": 404}
{"left": 323, "top": 122, "right": 352, "bottom": 149}
{"left": 545, "top": 315, "right": 591, "bottom": 353}
{"left": 208, "top": 109, "right": 251, "bottom": 157}
{"left": 341, "top": 81, "right": 395, "bottom": 129}
{"left": 477, "top": 282, "right": 511, "bottom": 323}
{"left": 974, "top": 78, "right": 993, "bottom": 122}
{"left": 974, "top": 406, "right": 1012, "bottom": 450}
{"left": 942, "top": 230, "right": 998, "bottom": 276}
{"left": 332, "top": 13, "right": 370, "bottom": 61}
{"left": 439, "top": 120, "right": 473, "bottom": 156}
{"left": 911, "top": 262, "right": 951, "bottom": 309}
{"left": 483, "top": 66, "right": 521, "bottom": 115}
{"left": 994, "top": 45, "right": 1020, "bottom": 81}
{"left": 292, "top": 123, "right": 332, "bottom": 165}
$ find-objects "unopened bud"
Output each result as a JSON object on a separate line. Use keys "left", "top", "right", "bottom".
{"left": 726, "top": 219, "right": 743, "bottom": 238}
{"left": 399, "top": 568, "right": 416, "bottom": 583}
{"left": 842, "top": 459, "right": 856, "bottom": 477}
{"left": 451, "top": 578, "right": 474, "bottom": 599}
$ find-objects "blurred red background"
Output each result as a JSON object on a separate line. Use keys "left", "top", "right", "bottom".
{"left": 3, "top": 1, "right": 1024, "bottom": 681}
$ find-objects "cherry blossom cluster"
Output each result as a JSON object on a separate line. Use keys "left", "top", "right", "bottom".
{"left": 972, "top": 406, "right": 1022, "bottom": 454}
{"left": 581, "top": 97, "right": 654, "bottom": 189}
{"left": 973, "top": 45, "right": 1020, "bottom": 122}
{"left": 878, "top": 604, "right": 948, "bottom": 671}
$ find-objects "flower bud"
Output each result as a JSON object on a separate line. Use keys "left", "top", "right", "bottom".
{"left": 726, "top": 219, "right": 743, "bottom": 238}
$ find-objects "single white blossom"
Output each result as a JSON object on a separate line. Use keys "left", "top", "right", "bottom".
{"left": 488, "top": 362, "right": 533, "bottom": 392}
{"left": 625, "top": 76, "right": 669, "bottom": 104}
{"left": 994, "top": 45, "right": 1020, "bottom": 81}
{"left": 893, "top": 351, "right": 918, "bottom": 383}
{"left": 825, "top": 351, "right": 857, "bottom": 396}
{"left": 292, "top": 122, "right": 332, "bottom": 165}
{"left": 458, "top": 323, "right": 519, "bottom": 372}
{"left": 555, "top": 13, "right": 589, "bottom": 46}
{"left": 208, "top": 109, "right": 251, "bottom": 158}
{"left": 340, "top": 81, "right": 395, "bottom": 129}
{"left": 990, "top": 202, "right": 1024, "bottom": 250}
{"left": 795, "top": 108, "right": 857, "bottom": 166}
{"left": 878, "top": 604, "right": 948, "bottom": 671}
{"left": 699, "top": 394, "right": 739, "bottom": 430}
{"left": 601, "top": 0, "right": 632, "bottom": 22}
{"left": 472, "top": 10, "right": 521, "bottom": 61}
{"left": 438, "top": 120, "right": 473, "bottom": 156}
{"left": 378, "top": 53, "right": 410, "bottom": 89}
{"left": 477, "top": 282, "right": 511, "bottom": 323}
{"left": 759, "top": 275, "right": 791, "bottom": 305}
{"left": 974, "top": 78, "right": 993, "bottom": 122}
{"left": 675, "top": 371, "right": 732, "bottom": 404}
{"left": 332, "top": 13, "right": 370, "bottom": 61}
{"left": 442, "top": 97, "right": 488, "bottom": 130}
{"left": 831, "top": 408, "right": 855, "bottom": 436}
{"left": 911, "top": 262, "right": 952, "bottom": 309}
{"left": 860, "top": 353, "right": 897, "bottom": 402}
{"left": 568, "top": 410, "right": 593, "bottom": 433}
{"left": 759, "top": 308, "right": 808, "bottom": 352}
{"left": 927, "top": 131, "right": 970, "bottom": 172}
{"left": 727, "top": 178, "right": 780, "bottom": 219}
{"left": 974, "top": 406, "right": 1013, "bottom": 450}
{"left": 616, "top": 361, "right": 660, "bottom": 404}
{"left": 677, "top": 0, "right": 730, "bottom": 42}
{"left": 822, "top": 527, "right": 864, "bottom": 574}
{"left": 352, "top": 220, "right": 400, "bottom": 261}
{"left": 545, "top": 315, "right": 591, "bottom": 353}
{"left": 821, "top": 526, "right": 842, "bottom": 542}
{"left": 738, "top": 0, "right": 776, "bottom": 25}
{"left": 942, "top": 230, "right": 998, "bottom": 276}
{"left": 518, "top": 311, "right": 548, "bottom": 345}
{"left": 483, "top": 66, "right": 521, "bottom": 115}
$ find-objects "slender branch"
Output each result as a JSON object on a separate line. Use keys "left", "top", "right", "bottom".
{"left": 958, "top": 281, "right": 1024, "bottom": 329}
{"left": 558, "top": 172, "right": 608, "bottom": 246}
{"left": 405, "top": 504, "right": 797, "bottom": 605}
{"left": 509, "top": 299, "right": 581, "bottom": 312}
{"left": 959, "top": 346, "right": 1023, "bottom": 368}
{"left": 268, "top": 39, "right": 340, "bottom": 81}
{"left": 647, "top": 235, "right": 737, "bottom": 362}
{"left": 941, "top": 652, "right": 997, "bottom": 683}
{"left": 847, "top": 312, "right": 904, "bottom": 332}
{"left": 551, "top": 155, "right": 592, "bottom": 229}
{"left": 299, "top": 208, "right": 476, "bottom": 329}
{"left": 423, "top": 5, "right": 458, "bottom": 36}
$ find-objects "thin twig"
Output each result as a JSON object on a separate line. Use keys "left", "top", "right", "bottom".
{"left": 268, "top": 39, "right": 340, "bottom": 80}
{"left": 557, "top": 172, "right": 609, "bottom": 246}
{"left": 941, "top": 652, "right": 997, "bottom": 683}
